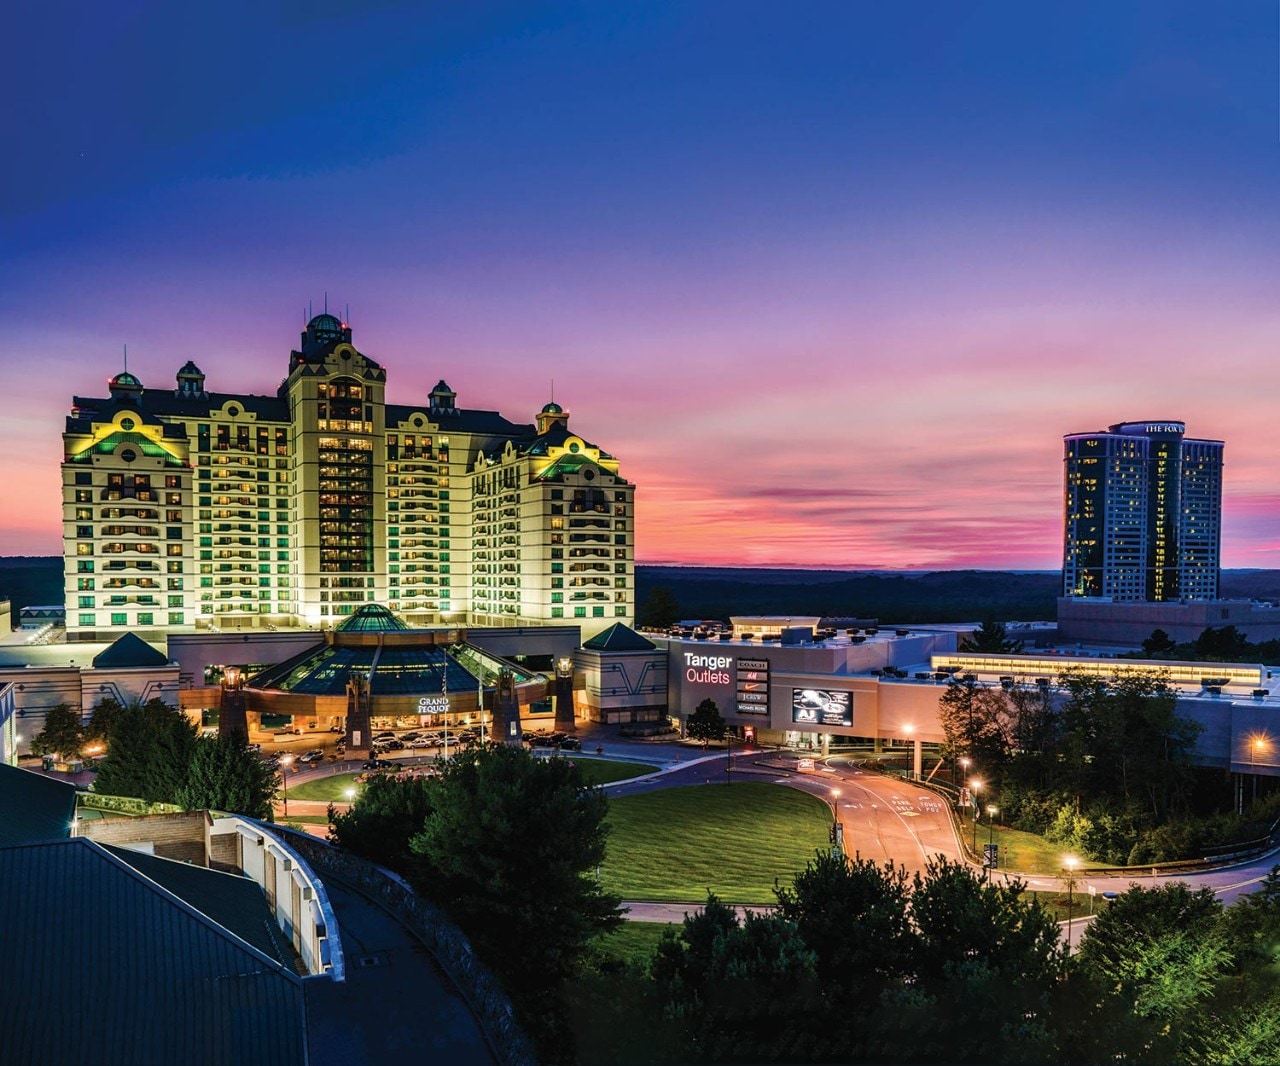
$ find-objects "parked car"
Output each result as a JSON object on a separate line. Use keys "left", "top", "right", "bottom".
{"left": 559, "top": 737, "right": 582, "bottom": 751}
{"left": 401, "top": 731, "right": 423, "bottom": 742}
{"left": 298, "top": 749, "right": 325, "bottom": 764}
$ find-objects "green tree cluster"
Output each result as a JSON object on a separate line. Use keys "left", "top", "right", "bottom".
{"left": 330, "top": 744, "right": 622, "bottom": 1061}
{"left": 30, "top": 703, "right": 84, "bottom": 758}
{"left": 92, "top": 698, "right": 274, "bottom": 819}
{"left": 941, "top": 672, "right": 1204, "bottom": 865}
{"left": 574, "top": 858, "right": 1280, "bottom": 1065}
{"left": 92, "top": 698, "right": 197, "bottom": 804}
{"left": 174, "top": 730, "right": 276, "bottom": 819}
{"left": 578, "top": 854, "right": 1069, "bottom": 1064}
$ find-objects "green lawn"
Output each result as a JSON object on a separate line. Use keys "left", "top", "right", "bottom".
{"left": 286, "top": 772, "right": 363, "bottom": 802}
{"left": 575, "top": 759, "right": 656, "bottom": 786}
{"left": 961, "top": 818, "right": 1120, "bottom": 875}
{"left": 602, "top": 782, "right": 830, "bottom": 903}
{"left": 591, "top": 921, "right": 678, "bottom": 967}
{"left": 286, "top": 758, "right": 652, "bottom": 802}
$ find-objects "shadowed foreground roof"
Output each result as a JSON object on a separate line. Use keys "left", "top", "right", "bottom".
{"left": 0, "top": 838, "right": 305, "bottom": 1066}
{"left": 0, "top": 764, "right": 76, "bottom": 845}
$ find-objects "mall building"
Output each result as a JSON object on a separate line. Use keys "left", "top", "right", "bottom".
{"left": 61, "top": 313, "right": 634, "bottom": 643}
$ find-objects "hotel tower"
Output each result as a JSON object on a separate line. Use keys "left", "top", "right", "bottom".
{"left": 1062, "top": 420, "right": 1222, "bottom": 602}
{"left": 62, "top": 314, "right": 635, "bottom": 641}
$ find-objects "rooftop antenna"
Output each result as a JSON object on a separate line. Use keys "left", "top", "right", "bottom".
{"left": 123, "top": 343, "right": 128, "bottom": 373}
{"left": 345, "top": 303, "right": 350, "bottom": 325}
{"left": 324, "top": 291, "right": 328, "bottom": 314}
{"left": 550, "top": 377, "right": 555, "bottom": 403}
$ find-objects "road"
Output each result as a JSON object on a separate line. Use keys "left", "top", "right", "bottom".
{"left": 273, "top": 737, "right": 1280, "bottom": 940}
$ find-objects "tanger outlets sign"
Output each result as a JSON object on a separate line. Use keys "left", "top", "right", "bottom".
{"left": 792, "top": 688, "right": 852, "bottom": 728}
{"left": 417, "top": 696, "right": 450, "bottom": 715}
{"left": 736, "top": 658, "right": 770, "bottom": 716}
{"left": 684, "top": 653, "right": 732, "bottom": 684}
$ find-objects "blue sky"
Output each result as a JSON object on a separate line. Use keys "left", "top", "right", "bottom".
{"left": 4, "top": 2, "right": 1278, "bottom": 567}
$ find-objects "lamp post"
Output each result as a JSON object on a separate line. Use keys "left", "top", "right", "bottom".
{"left": 969, "top": 778, "right": 983, "bottom": 854}
{"left": 279, "top": 754, "right": 294, "bottom": 820}
{"left": 1063, "top": 855, "right": 1079, "bottom": 953}
{"left": 830, "top": 788, "right": 843, "bottom": 856}
{"left": 1252, "top": 736, "right": 1268, "bottom": 808}
{"left": 903, "top": 724, "right": 915, "bottom": 779}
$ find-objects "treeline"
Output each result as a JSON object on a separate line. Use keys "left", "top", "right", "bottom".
{"left": 570, "top": 859, "right": 1280, "bottom": 1064}
{"left": 939, "top": 672, "right": 1272, "bottom": 864}
{"left": 1133, "top": 624, "right": 1280, "bottom": 667}
{"left": 638, "top": 568, "right": 1060, "bottom": 623}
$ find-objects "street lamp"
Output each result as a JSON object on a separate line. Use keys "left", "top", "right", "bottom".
{"left": 1252, "top": 735, "right": 1269, "bottom": 808}
{"left": 1063, "top": 855, "right": 1080, "bottom": 953}
{"left": 829, "top": 788, "right": 843, "bottom": 855}
{"left": 903, "top": 724, "right": 915, "bottom": 779}
{"left": 969, "top": 778, "right": 983, "bottom": 853}
{"left": 279, "top": 754, "right": 295, "bottom": 819}
{"left": 343, "top": 786, "right": 356, "bottom": 804}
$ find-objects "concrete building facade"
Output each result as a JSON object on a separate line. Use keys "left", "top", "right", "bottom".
{"left": 62, "top": 313, "right": 635, "bottom": 643}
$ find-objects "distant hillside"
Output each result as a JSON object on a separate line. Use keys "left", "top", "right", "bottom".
{"left": 0, "top": 557, "right": 62, "bottom": 613}
{"left": 4, "top": 556, "right": 1279, "bottom": 626}
{"left": 636, "top": 567, "right": 1280, "bottom": 625}
{"left": 636, "top": 567, "right": 1061, "bottom": 623}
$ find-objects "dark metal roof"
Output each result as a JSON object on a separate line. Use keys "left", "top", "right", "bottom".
{"left": 0, "top": 838, "right": 305, "bottom": 1066}
{"left": 385, "top": 403, "right": 533, "bottom": 437}
{"left": 71, "top": 389, "right": 291, "bottom": 423}
{"left": 92, "top": 632, "right": 171, "bottom": 670}
{"left": 103, "top": 845, "right": 296, "bottom": 967}
{"left": 582, "top": 623, "right": 655, "bottom": 652}
{"left": 0, "top": 765, "right": 76, "bottom": 846}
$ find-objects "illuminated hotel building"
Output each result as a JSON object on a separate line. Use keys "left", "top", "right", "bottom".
{"left": 1062, "top": 420, "right": 1222, "bottom": 602}
{"left": 62, "top": 314, "right": 634, "bottom": 641}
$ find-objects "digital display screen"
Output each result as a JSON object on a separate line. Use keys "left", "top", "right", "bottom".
{"left": 791, "top": 688, "right": 852, "bottom": 727}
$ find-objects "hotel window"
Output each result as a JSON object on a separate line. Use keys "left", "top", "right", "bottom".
{"left": 168, "top": 612, "right": 184, "bottom": 625}
{"left": 78, "top": 596, "right": 93, "bottom": 608}
{"left": 138, "top": 613, "right": 153, "bottom": 625}
{"left": 111, "top": 613, "right": 126, "bottom": 626}
{"left": 574, "top": 607, "right": 586, "bottom": 618}
{"left": 551, "top": 607, "right": 564, "bottom": 618}
{"left": 79, "top": 613, "right": 95, "bottom": 626}
{"left": 593, "top": 607, "right": 604, "bottom": 617}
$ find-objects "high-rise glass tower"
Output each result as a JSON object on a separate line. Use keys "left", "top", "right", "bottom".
{"left": 1062, "top": 421, "right": 1222, "bottom": 602}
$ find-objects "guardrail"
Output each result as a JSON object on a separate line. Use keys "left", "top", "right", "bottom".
{"left": 277, "top": 829, "right": 535, "bottom": 1066}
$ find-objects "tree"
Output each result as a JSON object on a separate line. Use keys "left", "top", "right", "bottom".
{"left": 1141, "top": 629, "right": 1178, "bottom": 658}
{"left": 328, "top": 773, "right": 435, "bottom": 873}
{"left": 83, "top": 696, "right": 125, "bottom": 745}
{"left": 30, "top": 703, "right": 83, "bottom": 758}
{"left": 637, "top": 586, "right": 680, "bottom": 629}
{"left": 959, "top": 619, "right": 1025, "bottom": 654}
{"left": 1076, "top": 882, "right": 1229, "bottom": 1049}
{"left": 408, "top": 744, "right": 622, "bottom": 1060}
{"left": 652, "top": 898, "right": 822, "bottom": 1063}
{"left": 685, "top": 697, "right": 726, "bottom": 747}
{"left": 937, "top": 677, "right": 1009, "bottom": 770}
{"left": 773, "top": 851, "right": 912, "bottom": 1005}
{"left": 1193, "top": 625, "right": 1251, "bottom": 662}
{"left": 92, "top": 698, "right": 197, "bottom": 804}
{"left": 174, "top": 730, "right": 276, "bottom": 819}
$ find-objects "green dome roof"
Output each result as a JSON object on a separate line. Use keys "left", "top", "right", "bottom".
{"left": 333, "top": 604, "right": 408, "bottom": 633}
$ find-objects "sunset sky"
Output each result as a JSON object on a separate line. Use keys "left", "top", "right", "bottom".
{"left": 4, "top": 2, "right": 1278, "bottom": 569}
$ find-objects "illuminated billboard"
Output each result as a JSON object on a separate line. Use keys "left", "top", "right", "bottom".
{"left": 791, "top": 688, "right": 852, "bottom": 727}
{"left": 735, "top": 657, "right": 770, "bottom": 716}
